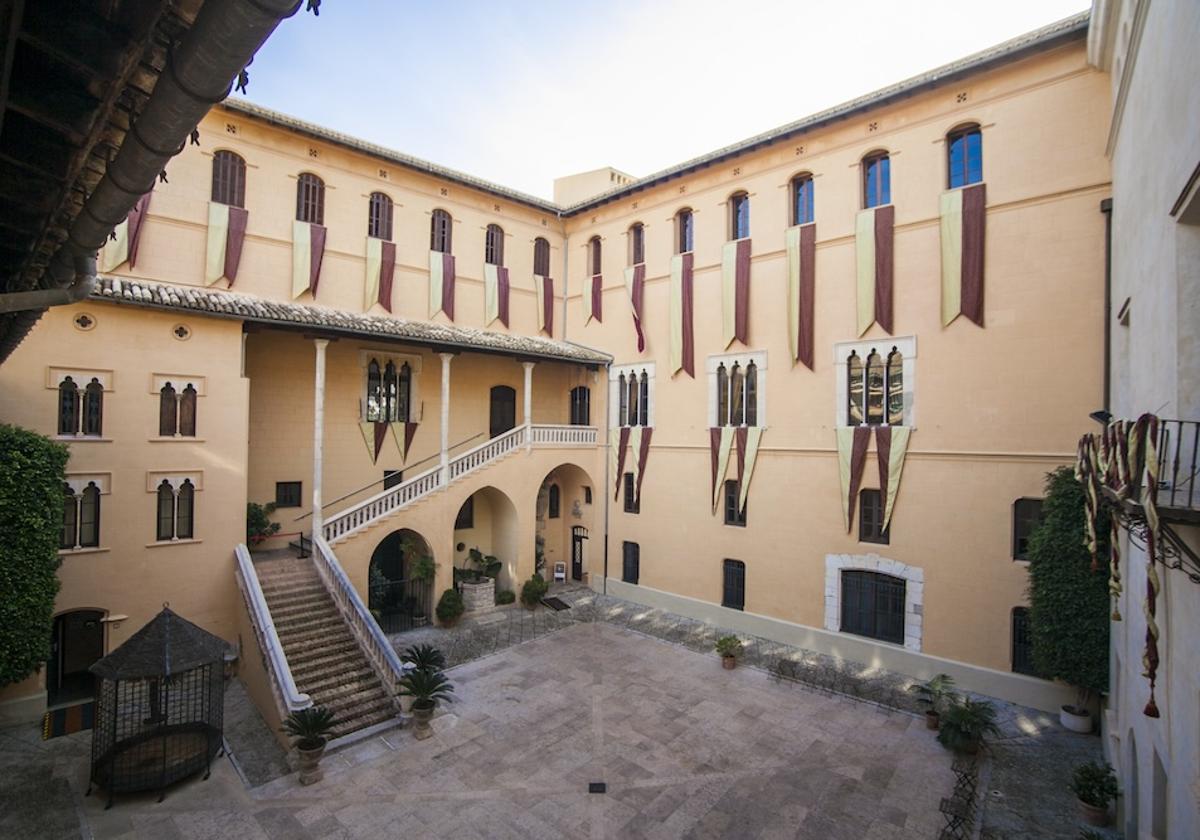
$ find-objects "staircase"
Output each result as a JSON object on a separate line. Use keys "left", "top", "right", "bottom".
{"left": 253, "top": 552, "right": 396, "bottom": 738}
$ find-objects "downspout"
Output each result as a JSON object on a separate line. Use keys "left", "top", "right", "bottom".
{"left": 0, "top": 0, "right": 301, "bottom": 315}
{"left": 1100, "top": 198, "right": 1113, "bottom": 413}
{"left": 602, "top": 360, "right": 610, "bottom": 594}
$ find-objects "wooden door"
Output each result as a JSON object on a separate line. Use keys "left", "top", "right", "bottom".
{"left": 489, "top": 386, "right": 516, "bottom": 438}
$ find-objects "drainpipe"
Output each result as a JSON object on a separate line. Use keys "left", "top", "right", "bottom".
{"left": 1100, "top": 198, "right": 1113, "bottom": 413}
{"left": 559, "top": 213, "right": 569, "bottom": 341}
{"left": 0, "top": 0, "right": 300, "bottom": 316}
{"left": 601, "top": 361, "right": 611, "bottom": 594}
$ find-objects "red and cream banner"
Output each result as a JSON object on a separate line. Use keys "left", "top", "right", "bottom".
{"left": 634, "top": 427, "right": 652, "bottom": 505}
{"left": 836, "top": 426, "right": 871, "bottom": 532}
{"left": 391, "top": 421, "right": 418, "bottom": 461}
{"left": 483, "top": 264, "right": 510, "bottom": 327}
{"left": 708, "top": 426, "right": 763, "bottom": 514}
{"left": 364, "top": 237, "right": 397, "bottom": 311}
{"left": 710, "top": 426, "right": 735, "bottom": 511}
{"left": 585, "top": 274, "right": 603, "bottom": 324}
{"left": 100, "top": 191, "right": 152, "bottom": 273}
{"left": 291, "top": 220, "right": 327, "bottom": 299}
{"left": 721, "top": 238, "right": 751, "bottom": 347}
{"left": 429, "top": 251, "right": 456, "bottom": 320}
{"left": 610, "top": 427, "right": 632, "bottom": 499}
{"left": 204, "top": 202, "right": 248, "bottom": 287}
{"left": 939, "top": 184, "right": 985, "bottom": 327}
{"left": 625, "top": 264, "right": 646, "bottom": 353}
{"left": 785, "top": 224, "right": 816, "bottom": 369}
{"left": 875, "top": 426, "right": 911, "bottom": 529}
{"left": 738, "top": 427, "right": 763, "bottom": 512}
{"left": 854, "top": 206, "right": 894, "bottom": 335}
{"left": 669, "top": 253, "right": 695, "bottom": 377}
{"left": 358, "top": 420, "right": 419, "bottom": 464}
{"left": 534, "top": 274, "right": 554, "bottom": 335}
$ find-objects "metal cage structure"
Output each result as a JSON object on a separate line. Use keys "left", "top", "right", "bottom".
{"left": 87, "top": 608, "right": 227, "bottom": 808}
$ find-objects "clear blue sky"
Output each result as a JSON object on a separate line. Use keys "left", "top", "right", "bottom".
{"left": 238, "top": 0, "right": 1091, "bottom": 199}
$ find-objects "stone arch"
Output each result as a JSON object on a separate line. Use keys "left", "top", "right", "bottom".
{"left": 453, "top": 485, "right": 520, "bottom": 594}
{"left": 536, "top": 463, "right": 599, "bottom": 584}
{"left": 368, "top": 529, "right": 435, "bottom": 633}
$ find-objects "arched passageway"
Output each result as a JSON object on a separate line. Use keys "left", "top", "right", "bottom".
{"left": 536, "top": 463, "right": 598, "bottom": 584}
{"left": 453, "top": 485, "right": 520, "bottom": 596}
{"left": 368, "top": 529, "right": 434, "bottom": 633}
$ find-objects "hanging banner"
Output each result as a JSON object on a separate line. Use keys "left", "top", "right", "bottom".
{"left": 786, "top": 224, "right": 816, "bottom": 369}
{"left": 875, "top": 425, "right": 911, "bottom": 529}
{"left": 669, "top": 253, "right": 695, "bottom": 377}
{"left": 429, "top": 251, "right": 456, "bottom": 319}
{"left": 389, "top": 421, "right": 419, "bottom": 461}
{"left": 483, "top": 263, "right": 511, "bottom": 327}
{"left": 738, "top": 426, "right": 763, "bottom": 511}
{"left": 625, "top": 264, "right": 646, "bottom": 353}
{"left": 634, "top": 427, "right": 653, "bottom": 506}
{"left": 855, "top": 206, "right": 894, "bottom": 335}
{"left": 204, "top": 202, "right": 248, "bottom": 287}
{"left": 585, "top": 274, "right": 603, "bottom": 324}
{"left": 364, "top": 237, "right": 397, "bottom": 311}
{"left": 613, "top": 426, "right": 631, "bottom": 499}
{"left": 534, "top": 275, "right": 554, "bottom": 335}
{"left": 100, "top": 191, "right": 153, "bottom": 273}
{"left": 721, "top": 238, "right": 751, "bottom": 347}
{"left": 292, "top": 220, "right": 327, "bottom": 299}
{"left": 939, "top": 183, "right": 986, "bottom": 327}
{"left": 836, "top": 426, "right": 871, "bottom": 532}
{"left": 711, "top": 426, "right": 736, "bottom": 512}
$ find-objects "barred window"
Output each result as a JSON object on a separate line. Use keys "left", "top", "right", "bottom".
{"left": 722, "top": 559, "right": 745, "bottom": 610}
{"left": 1011, "top": 607, "right": 1037, "bottom": 675}
{"left": 629, "top": 223, "right": 645, "bottom": 265}
{"left": 485, "top": 224, "right": 504, "bottom": 266}
{"left": 533, "top": 237, "right": 551, "bottom": 276}
{"left": 430, "top": 209, "right": 452, "bottom": 253}
{"left": 589, "top": 236, "right": 602, "bottom": 276}
{"left": 622, "top": 541, "right": 640, "bottom": 584}
{"left": 211, "top": 151, "right": 246, "bottom": 207}
{"left": 296, "top": 173, "right": 325, "bottom": 225}
{"left": 724, "top": 479, "right": 746, "bottom": 526}
{"left": 368, "top": 192, "right": 393, "bottom": 240}
{"left": 1012, "top": 498, "right": 1044, "bottom": 561}
{"left": 623, "top": 473, "right": 639, "bottom": 514}
{"left": 859, "top": 489, "right": 889, "bottom": 545}
{"left": 840, "top": 570, "right": 905, "bottom": 644}
{"left": 275, "top": 481, "right": 302, "bottom": 508}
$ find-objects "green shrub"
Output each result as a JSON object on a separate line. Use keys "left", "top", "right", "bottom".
{"left": 937, "top": 697, "right": 1000, "bottom": 753}
{"left": 520, "top": 574, "right": 549, "bottom": 607}
{"left": 1027, "top": 467, "right": 1110, "bottom": 708}
{"left": 495, "top": 589, "right": 515, "bottom": 605}
{"left": 0, "top": 425, "right": 68, "bottom": 687}
{"left": 435, "top": 589, "right": 464, "bottom": 624}
{"left": 715, "top": 635, "right": 743, "bottom": 658}
{"left": 246, "top": 501, "right": 280, "bottom": 545}
{"left": 1070, "top": 760, "right": 1118, "bottom": 808}
{"left": 281, "top": 706, "right": 337, "bottom": 750}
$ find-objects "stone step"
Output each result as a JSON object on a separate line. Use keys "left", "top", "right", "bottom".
{"left": 260, "top": 576, "right": 322, "bottom": 596}
{"left": 330, "top": 702, "right": 396, "bottom": 738}
{"left": 274, "top": 612, "right": 344, "bottom": 636}
{"left": 288, "top": 641, "right": 365, "bottom": 674}
{"left": 296, "top": 663, "right": 380, "bottom": 696}
{"left": 281, "top": 630, "right": 359, "bottom": 659}
{"left": 317, "top": 685, "right": 392, "bottom": 719}
{"left": 303, "top": 671, "right": 386, "bottom": 704}
{"left": 264, "top": 588, "right": 331, "bottom": 611}
{"left": 270, "top": 600, "right": 340, "bottom": 623}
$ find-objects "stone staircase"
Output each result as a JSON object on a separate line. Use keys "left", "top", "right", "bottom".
{"left": 253, "top": 553, "right": 396, "bottom": 738}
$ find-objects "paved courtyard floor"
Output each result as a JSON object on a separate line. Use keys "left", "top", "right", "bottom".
{"left": 4, "top": 621, "right": 954, "bottom": 839}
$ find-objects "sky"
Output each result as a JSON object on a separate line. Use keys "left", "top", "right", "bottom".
{"left": 237, "top": 0, "right": 1091, "bottom": 199}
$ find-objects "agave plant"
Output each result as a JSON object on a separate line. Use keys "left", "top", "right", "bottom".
{"left": 402, "top": 643, "right": 446, "bottom": 672}
{"left": 281, "top": 706, "right": 337, "bottom": 751}
{"left": 398, "top": 667, "right": 456, "bottom": 710}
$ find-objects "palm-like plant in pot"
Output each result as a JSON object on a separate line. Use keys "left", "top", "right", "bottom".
{"left": 909, "top": 673, "right": 956, "bottom": 730}
{"left": 936, "top": 697, "right": 1000, "bottom": 755}
{"left": 1069, "top": 761, "right": 1118, "bottom": 827}
{"left": 399, "top": 644, "right": 447, "bottom": 713}
{"left": 715, "top": 635, "right": 743, "bottom": 669}
{"left": 281, "top": 706, "right": 337, "bottom": 785}
{"left": 398, "top": 666, "right": 455, "bottom": 740}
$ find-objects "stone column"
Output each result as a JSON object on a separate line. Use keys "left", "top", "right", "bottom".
{"left": 311, "top": 338, "right": 329, "bottom": 539}
{"left": 439, "top": 353, "right": 454, "bottom": 483}
{"left": 523, "top": 361, "right": 535, "bottom": 449}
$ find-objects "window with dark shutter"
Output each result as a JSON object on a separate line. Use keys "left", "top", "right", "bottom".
{"left": 383, "top": 470, "right": 403, "bottom": 490}
{"left": 455, "top": 496, "right": 474, "bottom": 529}
{"left": 485, "top": 224, "right": 504, "bottom": 266}
{"left": 534, "top": 237, "right": 551, "bottom": 276}
{"left": 159, "top": 383, "right": 177, "bottom": 437}
{"left": 589, "top": 236, "right": 602, "bottom": 275}
{"left": 58, "top": 377, "right": 79, "bottom": 435}
{"left": 548, "top": 485, "right": 560, "bottom": 519}
{"left": 724, "top": 479, "right": 746, "bottom": 526}
{"left": 296, "top": 173, "right": 325, "bottom": 224}
{"left": 858, "top": 489, "right": 890, "bottom": 544}
{"left": 431, "top": 209, "right": 452, "bottom": 253}
{"left": 676, "top": 208, "right": 694, "bottom": 254}
{"left": 623, "top": 473, "right": 639, "bottom": 514}
{"left": 1011, "top": 607, "right": 1037, "bottom": 675}
{"left": 638, "top": 372, "right": 649, "bottom": 426}
{"left": 722, "top": 559, "right": 745, "bottom": 610}
{"left": 156, "top": 480, "right": 175, "bottom": 541}
{"left": 178, "top": 385, "right": 197, "bottom": 437}
{"left": 583, "top": 486, "right": 592, "bottom": 504}
{"left": 629, "top": 223, "right": 645, "bottom": 265}
{"left": 947, "top": 125, "right": 983, "bottom": 189}
{"left": 368, "top": 192, "right": 393, "bottom": 240}
{"left": 1012, "top": 498, "right": 1044, "bottom": 561}
{"left": 176, "top": 480, "right": 195, "bottom": 539}
{"left": 396, "top": 362, "right": 411, "bottom": 423}
{"left": 275, "top": 481, "right": 302, "bottom": 508}
{"left": 570, "top": 386, "right": 590, "bottom": 426}
{"left": 61, "top": 484, "right": 77, "bottom": 549}
{"left": 82, "top": 379, "right": 103, "bottom": 436}
{"left": 211, "top": 151, "right": 246, "bottom": 207}
{"left": 618, "top": 373, "right": 628, "bottom": 426}
{"left": 840, "top": 570, "right": 905, "bottom": 644}
{"left": 622, "top": 541, "right": 640, "bottom": 584}
{"left": 863, "top": 152, "right": 891, "bottom": 209}
{"left": 366, "top": 359, "right": 382, "bottom": 422}
{"left": 79, "top": 483, "right": 100, "bottom": 548}
{"left": 791, "top": 173, "right": 815, "bottom": 225}
{"left": 729, "top": 192, "right": 750, "bottom": 240}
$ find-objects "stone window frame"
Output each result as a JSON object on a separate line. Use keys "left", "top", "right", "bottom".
{"left": 609, "top": 362, "right": 655, "bottom": 428}
{"left": 824, "top": 552, "right": 924, "bottom": 651}
{"left": 358, "top": 349, "right": 422, "bottom": 422}
{"left": 706, "top": 349, "right": 768, "bottom": 428}
{"left": 833, "top": 335, "right": 917, "bottom": 428}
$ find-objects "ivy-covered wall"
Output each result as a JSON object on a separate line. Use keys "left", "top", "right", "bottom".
{"left": 0, "top": 424, "right": 67, "bottom": 686}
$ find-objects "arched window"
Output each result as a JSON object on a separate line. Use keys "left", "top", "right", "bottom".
{"left": 639, "top": 371, "right": 649, "bottom": 426}
{"left": 947, "top": 124, "right": 982, "bottom": 188}
{"left": 729, "top": 362, "right": 744, "bottom": 426}
{"left": 397, "top": 362, "right": 411, "bottom": 423}
{"left": 58, "top": 377, "right": 78, "bottom": 435}
{"left": 791, "top": 173, "right": 815, "bottom": 226}
{"left": 533, "top": 237, "right": 550, "bottom": 276}
{"left": 366, "top": 359, "right": 382, "bottom": 422}
{"left": 847, "top": 352, "right": 865, "bottom": 426}
{"left": 627, "top": 372, "right": 639, "bottom": 428}
{"left": 296, "top": 173, "right": 325, "bottom": 224}
{"left": 886, "top": 349, "right": 904, "bottom": 426}
{"left": 588, "top": 236, "right": 602, "bottom": 276}
{"left": 156, "top": 480, "right": 175, "bottom": 541}
{"left": 79, "top": 482, "right": 100, "bottom": 548}
{"left": 570, "top": 386, "right": 590, "bottom": 426}
{"left": 548, "top": 484, "right": 561, "bottom": 519}
{"left": 729, "top": 191, "right": 750, "bottom": 240}
{"left": 382, "top": 361, "right": 398, "bottom": 422}
{"left": 716, "top": 363, "right": 729, "bottom": 425}
{"left": 744, "top": 361, "right": 758, "bottom": 426}
{"left": 485, "top": 224, "right": 504, "bottom": 266}
{"left": 862, "top": 152, "right": 890, "bottom": 209}
{"left": 368, "top": 192, "right": 393, "bottom": 240}
{"left": 83, "top": 379, "right": 103, "bottom": 436}
{"left": 179, "top": 384, "right": 197, "bottom": 437}
{"left": 865, "top": 351, "right": 885, "bottom": 426}
{"left": 430, "top": 208, "right": 452, "bottom": 253}
{"left": 211, "top": 151, "right": 246, "bottom": 207}
{"left": 159, "top": 382, "right": 177, "bottom": 437}
{"left": 629, "top": 223, "right": 645, "bottom": 265}
{"left": 618, "top": 373, "right": 628, "bottom": 426}
{"left": 61, "top": 484, "right": 77, "bottom": 549}
{"left": 676, "top": 208, "right": 694, "bottom": 254}
{"left": 176, "top": 479, "right": 195, "bottom": 539}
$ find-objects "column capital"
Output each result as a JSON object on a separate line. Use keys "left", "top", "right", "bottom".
{"left": 313, "top": 337, "right": 330, "bottom": 349}
{"left": 438, "top": 352, "right": 456, "bottom": 363}
{"left": 521, "top": 361, "right": 536, "bottom": 371}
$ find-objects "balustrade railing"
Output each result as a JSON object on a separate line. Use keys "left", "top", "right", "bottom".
{"left": 448, "top": 425, "right": 525, "bottom": 480}
{"left": 233, "top": 544, "right": 311, "bottom": 716}
{"left": 1148, "top": 419, "right": 1199, "bottom": 511}
{"left": 322, "top": 465, "right": 442, "bottom": 542}
{"left": 530, "top": 424, "right": 598, "bottom": 445}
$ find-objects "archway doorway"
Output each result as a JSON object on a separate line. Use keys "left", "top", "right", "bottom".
{"left": 453, "top": 486, "right": 520, "bottom": 595}
{"left": 536, "top": 463, "right": 597, "bottom": 584}
{"left": 489, "top": 385, "right": 516, "bottom": 438}
{"left": 368, "top": 530, "right": 434, "bottom": 633}
{"left": 571, "top": 526, "right": 588, "bottom": 581}
{"left": 47, "top": 609, "right": 105, "bottom": 707}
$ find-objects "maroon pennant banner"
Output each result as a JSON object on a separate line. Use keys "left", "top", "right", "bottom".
{"left": 591, "top": 274, "right": 603, "bottom": 323}
{"left": 846, "top": 426, "right": 871, "bottom": 532}
{"left": 373, "top": 422, "right": 388, "bottom": 463}
{"left": 127, "top": 191, "right": 153, "bottom": 268}
{"left": 797, "top": 224, "right": 816, "bottom": 369}
{"left": 681, "top": 253, "right": 695, "bottom": 377}
{"left": 404, "top": 421, "right": 418, "bottom": 459}
{"left": 224, "top": 206, "right": 248, "bottom": 287}
{"left": 442, "top": 253, "right": 456, "bottom": 321}
{"left": 709, "top": 427, "right": 722, "bottom": 501}
{"left": 542, "top": 277, "right": 555, "bottom": 335}
{"left": 309, "top": 224, "right": 328, "bottom": 297}
{"left": 734, "top": 238, "right": 751, "bottom": 344}
{"left": 876, "top": 425, "right": 892, "bottom": 501}
{"left": 961, "top": 184, "right": 985, "bottom": 326}
{"left": 379, "top": 240, "right": 396, "bottom": 311}
{"left": 497, "top": 265, "right": 510, "bottom": 327}
{"left": 873, "top": 206, "right": 894, "bottom": 334}
{"left": 614, "top": 426, "right": 631, "bottom": 499}
{"left": 735, "top": 427, "right": 749, "bottom": 484}
{"left": 634, "top": 428, "right": 652, "bottom": 505}
{"left": 629, "top": 264, "right": 646, "bottom": 352}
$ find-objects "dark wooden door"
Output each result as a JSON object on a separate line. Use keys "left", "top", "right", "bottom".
{"left": 48, "top": 610, "right": 104, "bottom": 706}
{"left": 571, "top": 526, "right": 587, "bottom": 581}
{"left": 489, "top": 386, "right": 516, "bottom": 438}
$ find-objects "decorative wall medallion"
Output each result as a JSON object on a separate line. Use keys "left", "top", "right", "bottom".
{"left": 73, "top": 313, "right": 96, "bottom": 331}
{"left": 172, "top": 323, "right": 192, "bottom": 341}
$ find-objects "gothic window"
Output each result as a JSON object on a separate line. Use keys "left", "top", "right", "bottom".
{"left": 430, "top": 209, "right": 452, "bottom": 253}
{"left": 485, "top": 223, "right": 504, "bottom": 266}
{"left": 211, "top": 151, "right": 246, "bottom": 207}
{"left": 159, "top": 383, "right": 177, "bottom": 437}
{"left": 368, "top": 192, "right": 394, "bottom": 240}
{"left": 296, "top": 173, "right": 325, "bottom": 224}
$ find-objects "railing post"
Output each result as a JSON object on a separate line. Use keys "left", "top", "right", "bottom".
{"left": 523, "top": 361, "right": 535, "bottom": 451}
{"left": 311, "top": 338, "right": 329, "bottom": 539}
{"left": 439, "top": 353, "right": 453, "bottom": 484}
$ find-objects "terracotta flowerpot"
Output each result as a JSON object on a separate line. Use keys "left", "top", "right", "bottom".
{"left": 1060, "top": 705, "right": 1092, "bottom": 734}
{"left": 1078, "top": 799, "right": 1109, "bottom": 827}
{"left": 296, "top": 740, "right": 326, "bottom": 785}
{"left": 722, "top": 656, "right": 736, "bottom": 670}
{"left": 925, "top": 711, "right": 940, "bottom": 730}
{"left": 411, "top": 701, "right": 435, "bottom": 740}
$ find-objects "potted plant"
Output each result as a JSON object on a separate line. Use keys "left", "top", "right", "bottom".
{"left": 398, "top": 667, "right": 455, "bottom": 740}
{"left": 936, "top": 697, "right": 1000, "bottom": 754}
{"left": 246, "top": 501, "right": 280, "bottom": 548}
{"left": 468, "top": 547, "right": 502, "bottom": 579}
{"left": 1069, "top": 761, "right": 1118, "bottom": 826}
{"left": 909, "top": 673, "right": 957, "bottom": 730}
{"left": 281, "top": 706, "right": 337, "bottom": 785}
{"left": 715, "top": 635, "right": 743, "bottom": 669}
{"left": 495, "top": 589, "right": 515, "bottom": 605}
{"left": 436, "top": 588, "right": 464, "bottom": 626}
{"left": 1026, "top": 468, "right": 1110, "bottom": 734}
{"left": 402, "top": 534, "right": 436, "bottom": 626}
{"left": 520, "top": 574, "right": 549, "bottom": 609}
{"left": 400, "top": 644, "right": 447, "bottom": 713}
